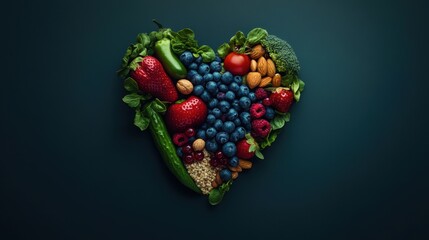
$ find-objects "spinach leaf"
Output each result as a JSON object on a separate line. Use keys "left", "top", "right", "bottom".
{"left": 246, "top": 28, "right": 268, "bottom": 46}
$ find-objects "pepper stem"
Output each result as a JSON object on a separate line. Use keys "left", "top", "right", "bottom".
{"left": 152, "top": 19, "right": 163, "bottom": 29}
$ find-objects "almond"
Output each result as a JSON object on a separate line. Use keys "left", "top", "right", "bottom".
{"left": 246, "top": 72, "right": 262, "bottom": 89}
{"left": 250, "top": 45, "right": 265, "bottom": 59}
{"left": 232, "top": 171, "right": 239, "bottom": 180}
{"left": 267, "top": 59, "right": 276, "bottom": 77}
{"left": 259, "top": 76, "right": 272, "bottom": 88}
{"left": 215, "top": 172, "right": 223, "bottom": 185}
{"left": 257, "top": 57, "right": 268, "bottom": 76}
{"left": 272, "top": 73, "right": 281, "bottom": 87}
{"left": 229, "top": 165, "right": 242, "bottom": 172}
{"left": 192, "top": 138, "right": 205, "bottom": 151}
{"left": 176, "top": 79, "right": 193, "bottom": 95}
{"left": 239, "top": 159, "right": 253, "bottom": 169}
{"left": 250, "top": 59, "right": 257, "bottom": 72}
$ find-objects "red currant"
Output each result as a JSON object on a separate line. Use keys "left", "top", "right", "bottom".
{"left": 215, "top": 151, "right": 224, "bottom": 160}
{"left": 183, "top": 154, "right": 194, "bottom": 164}
{"left": 194, "top": 151, "right": 204, "bottom": 161}
{"left": 262, "top": 97, "right": 272, "bottom": 106}
{"left": 185, "top": 128, "right": 195, "bottom": 137}
{"left": 182, "top": 145, "right": 193, "bottom": 155}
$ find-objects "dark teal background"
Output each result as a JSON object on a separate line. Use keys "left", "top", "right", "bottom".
{"left": 3, "top": 0, "right": 429, "bottom": 239}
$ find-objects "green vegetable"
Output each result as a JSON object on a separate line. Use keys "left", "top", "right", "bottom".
{"left": 154, "top": 38, "right": 187, "bottom": 79}
{"left": 170, "top": 28, "right": 216, "bottom": 62}
{"left": 208, "top": 180, "right": 233, "bottom": 205}
{"left": 121, "top": 78, "right": 201, "bottom": 194}
{"left": 143, "top": 101, "right": 201, "bottom": 193}
{"left": 260, "top": 34, "right": 300, "bottom": 75}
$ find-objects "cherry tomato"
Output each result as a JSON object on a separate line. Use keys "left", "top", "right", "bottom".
{"left": 223, "top": 52, "right": 250, "bottom": 76}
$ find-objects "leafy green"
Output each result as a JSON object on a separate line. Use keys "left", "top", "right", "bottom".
{"left": 197, "top": 45, "right": 215, "bottom": 62}
{"left": 217, "top": 43, "right": 231, "bottom": 58}
{"left": 123, "top": 77, "right": 139, "bottom": 92}
{"left": 151, "top": 98, "right": 166, "bottom": 113}
{"left": 133, "top": 109, "right": 150, "bottom": 131}
{"left": 170, "top": 28, "right": 215, "bottom": 62}
{"left": 122, "top": 93, "right": 142, "bottom": 108}
{"left": 271, "top": 112, "right": 290, "bottom": 130}
{"left": 260, "top": 129, "right": 281, "bottom": 150}
{"left": 208, "top": 180, "right": 233, "bottom": 205}
{"left": 246, "top": 28, "right": 268, "bottom": 46}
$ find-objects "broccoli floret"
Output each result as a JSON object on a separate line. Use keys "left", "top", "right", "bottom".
{"left": 261, "top": 35, "right": 300, "bottom": 74}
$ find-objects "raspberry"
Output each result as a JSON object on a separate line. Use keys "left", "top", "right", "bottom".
{"left": 250, "top": 103, "right": 266, "bottom": 119}
{"left": 251, "top": 119, "right": 271, "bottom": 138}
{"left": 254, "top": 88, "right": 268, "bottom": 100}
{"left": 173, "top": 133, "right": 189, "bottom": 146}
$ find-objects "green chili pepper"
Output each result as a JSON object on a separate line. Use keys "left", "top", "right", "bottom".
{"left": 143, "top": 101, "right": 201, "bottom": 193}
{"left": 154, "top": 38, "right": 187, "bottom": 80}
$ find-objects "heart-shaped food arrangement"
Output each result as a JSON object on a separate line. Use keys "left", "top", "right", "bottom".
{"left": 118, "top": 21, "right": 305, "bottom": 205}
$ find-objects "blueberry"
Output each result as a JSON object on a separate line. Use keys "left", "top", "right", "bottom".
{"left": 229, "top": 131, "right": 241, "bottom": 142}
{"left": 214, "top": 56, "right": 222, "bottom": 62}
{"left": 213, "top": 72, "right": 221, "bottom": 82}
{"left": 188, "top": 136, "right": 195, "bottom": 143}
{"left": 179, "top": 51, "right": 194, "bottom": 66}
{"left": 222, "top": 142, "right": 237, "bottom": 158}
{"left": 238, "top": 85, "right": 250, "bottom": 97}
{"left": 229, "top": 82, "right": 240, "bottom": 92}
{"left": 206, "top": 114, "right": 216, "bottom": 125}
{"left": 223, "top": 121, "right": 236, "bottom": 133}
{"left": 212, "top": 108, "right": 222, "bottom": 118}
{"left": 218, "top": 84, "right": 228, "bottom": 93}
{"left": 196, "top": 129, "right": 206, "bottom": 139}
{"left": 216, "top": 92, "right": 226, "bottom": 100}
{"left": 228, "top": 156, "right": 239, "bottom": 167}
{"left": 208, "top": 98, "right": 219, "bottom": 109}
{"left": 200, "top": 123, "right": 208, "bottom": 130}
{"left": 248, "top": 92, "right": 257, "bottom": 102}
{"left": 233, "top": 118, "right": 241, "bottom": 127}
{"left": 240, "top": 112, "right": 251, "bottom": 125}
{"left": 214, "top": 119, "right": 223, "bottom": 130}
{"left": 226, "top": 108, "right": 238, "bottom": 121}
{"left": 194, "top": 56, "right": 203, "bottom": 65}
{"left": 193, "top": 85, "right": 204, "bottom": 96}
{"left": 205, "top": 139, "right": 218, "bottom": 152}
{"left": 210, "top": 61, "right": 222, "bottom": 72}
{"left": 225, "top": 91, "right": 236, "bottom": 102}
{"left": 244, "top": 122, "right": 251, "bottom": 131}
{"left": 203, "top": 73, "right": 214, "bottom": 82}
{"left": 206, "top": 81, "right": 218, "bottom": 94}
{"left": 233, "top": 76, "right": 243, "bottom": 84}
{"left": 236, "top": 126, "right": 246, "bottom": 139}
{"left": 221, "top": 71, "right": 233, "bottom": 85}
{"left": 232, "top": 99, "right": 240, "bottom": 111}
{"left": 187, "top": 70, "right": 198, "bottom": 79}
{"left": 188, "top": 62, "right": 198, "bottom": 70}
{"left": 219, "top": 169, "right": 232, "bottom": 181}
{"left": 206, "top": 127, "right": 217, "bottom": 139}
{"left": 198, "top": 63, "right": 210, "bottom": 75}
{"left": 201, "top": 91, "right": 211, "bottom": 102}
{"left": 265, "top": 107, "right": 275, "bottom": 120}
{"left": 219, "top": 101, "right": 230, "bottom": 113}
{"left": 239, "top": 96, "right": 251, "bottom": 110}
{"left": 215, "top": 132, "right": 229, "bottom": 145}
{"left": 192, "top": 74, "right": 203, "bottom": 85}
{"left": 176, "top": 147, "right": 183, "bottom": 158}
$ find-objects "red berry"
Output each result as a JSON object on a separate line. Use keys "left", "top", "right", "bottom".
{"left": 236, "top": 139, "right": 255, "bottom": 159}
{"left": 210, "top": 158, "right": 219, "bottom": 167}
{"left": 270, "top": 88, "right": 294, "bottom": 113}
{"left": 250, "top": 103, "right": 266, "bottom": 119}
{"left": 251, "top": 119, "right": 271, "bottom": 138}
{"left": 194, "top": 151, "right": 204, "bottom": 161}
{"left": 185, "top": 128, "right": 195, "bottom": 137}
{"left": 183, "top": 154, "right": 194, "bottom": 164}
{"left": 182, "top": 145, "right": 193, "bottom": 155}
{"left": 254, "top": 88, "right": 268, "bottom": 100}
{"left": 172, "top": 133, "right": 189, "bottom": 146}
{"left": 262, "top": 98, "right": 272, "bottom": 106}
{"left": 215, "top": 151, "right": 224, "bottom": 160}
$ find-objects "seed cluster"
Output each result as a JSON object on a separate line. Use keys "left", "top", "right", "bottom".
{"left": 185, "top": 150, "right": 217, "bottom": 194}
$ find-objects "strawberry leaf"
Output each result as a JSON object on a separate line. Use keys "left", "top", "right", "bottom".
{"left": 136, "top": 33, "right": 151, "bottom": 47}
{"left": 255, "top": 150, "right": 264, "bottom": 159}
{"left": 129, "top": 57, "right": 143, "bottom": 71}
{"left": 134, "top": 109, "right": 149, "bottom": 131}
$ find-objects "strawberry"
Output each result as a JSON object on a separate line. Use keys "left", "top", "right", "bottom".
{"left": 165, "top": 96, "right": 208, "bottom": 133}
{"left": 270, "top": 88, "right": 294, "bottom": 113}
{"left": 236, "top": 139, "right": 255, "bottom": 159}
{"left": 130, "top": 56, "right": 178, "bottom": 102}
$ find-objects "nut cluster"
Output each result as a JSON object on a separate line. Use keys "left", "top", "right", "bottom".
{"left": 246, "top": 45, "right": 281, "bottom": 88}
{"left": 185, "top": 149, "right": 217, "bottom": 194}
